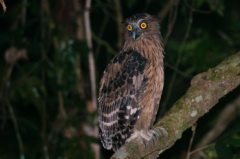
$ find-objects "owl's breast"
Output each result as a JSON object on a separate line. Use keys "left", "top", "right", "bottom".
{"left": 134, "top": 48, "right": 164, "bottom": 130}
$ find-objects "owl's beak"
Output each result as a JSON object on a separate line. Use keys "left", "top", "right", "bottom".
{"left": 132, "top": 30, "right": 139, "bottom": 40}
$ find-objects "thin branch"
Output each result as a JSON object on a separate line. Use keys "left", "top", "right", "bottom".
{"left": 0, "top": 0, "right": 6, "bottom": 12}
{"left": 21, "top": 0, "right": 28, "bottom": 25}
{"left": 94, "top": 1, "right": 110, "bottom": 57}
{"left": 186, "top": 125, "right": 197, "bottom": 159}
{"left": 84, "top": 0, "right": 97, "bottom": 113}
{"left": 184, "top": 0, "right": 213, "bottom": 14}
{"left": 110, "top": 52, "right": 240, "bottom": 159}
{"left": 6, "top": 99, "right": 25, "bottom": 159}
{"left": 158, "top": 0, "right": 178, "bottom": 22}
{"left": 57, "top": 69, "right": 67, "bottom": 119}
{"left": 165, "top": 62, "right": 192, "bottom": 78}
{"left": 73, "top": 0, "right": 84, "bottom": 40}
{"left": 163, "top": 0, "right": 180, "bottom": 46}
{"left": 92, "top": 32, "right": 117, "bottom": 55}
{"left": 114, "top": 0, "right": 123, "bottom": 50}
{"left": 189, "top": 143, "right": 215, "bottom": 156}
{"left": 73, "top": 0, "right": 87, "bottom": 99}
{"left": 40, "top": 0, "right": 50, "bottom": 158}
{"left": 217, "top": 30, "right": 234, "bottom": 46}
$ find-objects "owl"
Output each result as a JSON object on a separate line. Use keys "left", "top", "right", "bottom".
{"left": 98, "top": 13, "right": 164, "bottom": 151}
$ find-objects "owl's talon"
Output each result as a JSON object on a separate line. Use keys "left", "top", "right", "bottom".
{"left": 126, "top": 129, "right": 159, "bottom": 145}
{"left": 147, "top": 130, "right": 159, "bottom": 142}
{"left": 155, "top": 126, "right": 168, "bottom": 137}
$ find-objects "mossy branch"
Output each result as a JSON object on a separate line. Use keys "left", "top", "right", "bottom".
{"left": 110, "top": 52, "right": 240, "bottom": 159}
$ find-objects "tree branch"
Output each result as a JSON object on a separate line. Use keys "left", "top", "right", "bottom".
{"left": 110, "top": 52, "right": 240, "bottom": 159}
{"left": 0, "top": 0, "right": 6, "bottom": 12}
{"left": 84, "top": 0, "right": 100, "bottom": 159}
{"left": 6, "top": 99, "right": 25, "bottom": 159}
{"left": 114, "top": 0, "right": 123, "bottom": 50}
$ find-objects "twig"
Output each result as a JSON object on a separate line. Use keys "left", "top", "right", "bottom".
{"left": 92, "top": 32, "right": 117, "bottom": 55}
{"left": 94, "top": 1, "right": 110, "bottom": 58}
{"left": 0, "top": 0, "right": 6, "bottom": 12}
{"left": 6, "top": 99, "right": 25, "bottom": 159}
{"left": 21, "top": 0, "right": 28, "bottom": 25}
{"left": 217, "top": 30, "right": 234, "bottom": 46}
{"left": 57, "top": 69, "right": 67, "bottom": 119}
{"left": 0, "top": 97, "right": 7, "bottom": 129}
{"left": 190, "top": 143, "right": 215, "bottom": 156}
{"left": 163, "top": 0, "right": 180, "bottom": 46}
{"left": 40, "top": 0, "right": 50, "bottom": 158}
{"left": 158, "top": 0, "right": 178, "bottom": 22}
{"left": 165, "top": 62, "right": 192, "bottom": 78}
{"left": 73, "top": 0, "right": 84, "bottom": 40}
{"left": 40, "top": 51, "right": 48, "bottom": 159}
{"left": 114, "top": 0, "right": 123, "bottom": 50}
{"left": 47, "top": 110, "right": 66, "bottom": 158}
{"left": 186, "top": 125, "right": 197, "bottom": 159}
{"left": 184, "top": 0, "right": 213, "bottom": 14}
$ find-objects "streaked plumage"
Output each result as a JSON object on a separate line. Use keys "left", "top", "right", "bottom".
{"left": 98, "top": 13, "right": 164, "bottom": 151}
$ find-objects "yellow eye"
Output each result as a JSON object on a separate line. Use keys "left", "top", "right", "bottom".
{"left": 140, "top": 22, "right": 147, "bottom": 29}
{"left": 127, "top": 25, "right": 132, "bottom": 31}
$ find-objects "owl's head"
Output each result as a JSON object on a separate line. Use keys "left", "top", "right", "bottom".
{"left": 123, "top": 13, "right": 161, "bottom": 41}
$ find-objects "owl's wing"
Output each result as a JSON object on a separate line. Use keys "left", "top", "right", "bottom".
{"left": 98, "top": 50, "right": 148, "bottom": 151}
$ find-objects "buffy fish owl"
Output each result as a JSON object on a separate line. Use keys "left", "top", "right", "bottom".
{"left": 98, "top": 13, "right": 164, "bottom": 151}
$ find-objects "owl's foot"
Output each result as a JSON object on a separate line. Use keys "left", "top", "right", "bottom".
{"left": 153, "top": 126, "right": 168, "bottom": 139}
{"left": 143, "top": 127, "right": 168, "bottom": 143}
{"left": 126, "top": 127, "right": 168, "bottom": 146}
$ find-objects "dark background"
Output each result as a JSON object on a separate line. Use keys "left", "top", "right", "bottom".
{"left": 0, "top": 0, "right": 240, "bottom": 159}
